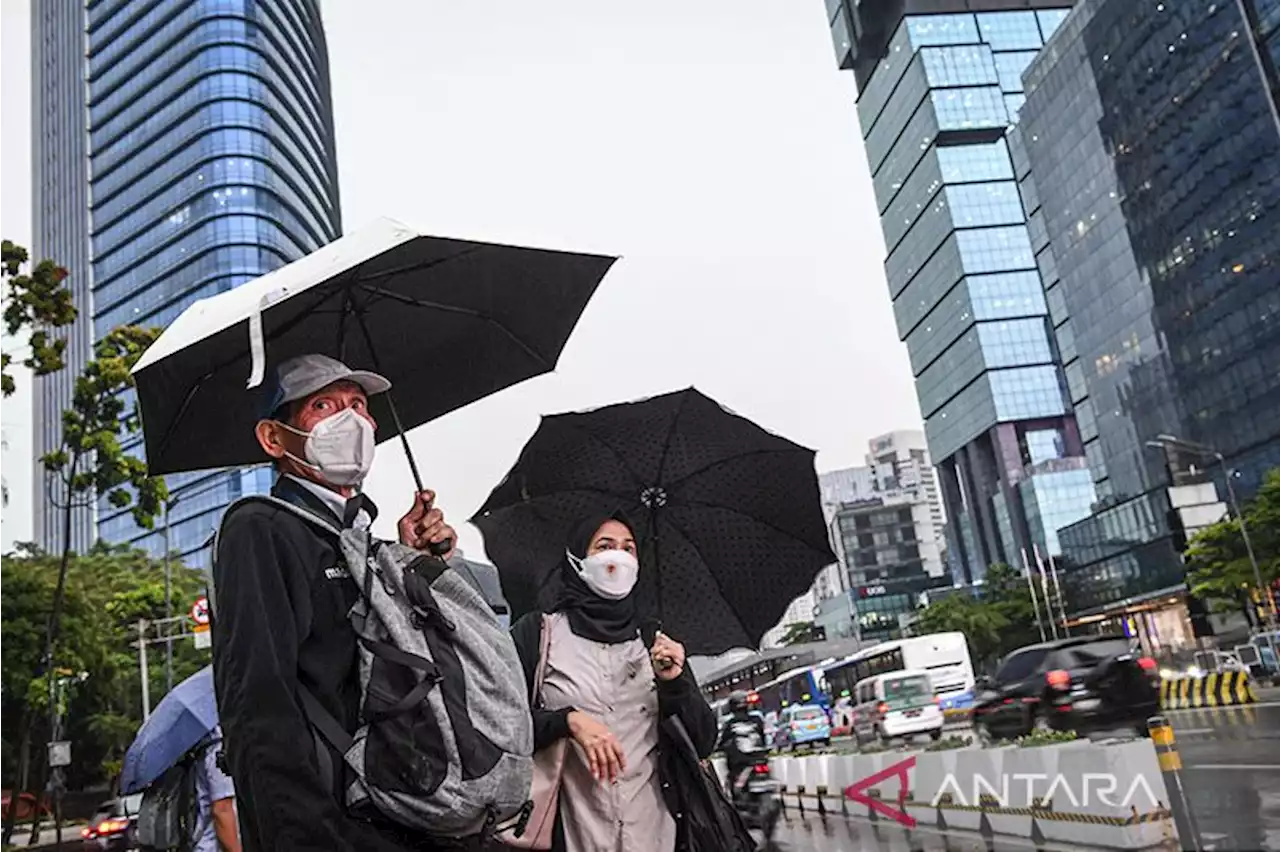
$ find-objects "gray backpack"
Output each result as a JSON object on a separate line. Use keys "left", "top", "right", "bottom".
{"left": 215, "top": 496, "right": 534, "bottom": 839}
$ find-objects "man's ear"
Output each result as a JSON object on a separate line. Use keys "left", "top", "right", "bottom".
{"left": 255, "top": 420, "right": 288, "bottom": 460}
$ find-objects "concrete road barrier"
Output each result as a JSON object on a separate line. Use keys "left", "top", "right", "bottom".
{"left": 1161, "top": 671, "right": 1258, "bottom": 709}
{"left": 739, "top": 734, "right": 1179, "bottom": 850}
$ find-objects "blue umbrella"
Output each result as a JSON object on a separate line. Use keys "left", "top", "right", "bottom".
{"left": 120, "top": 666, "right": 217, "bottom": 794}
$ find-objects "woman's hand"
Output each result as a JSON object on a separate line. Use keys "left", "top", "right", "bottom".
{"left": 650, "top": 631, "right": 686, "bottom": 682}
{"left": 568, "top": 711, "right": 627, "bottom": 783}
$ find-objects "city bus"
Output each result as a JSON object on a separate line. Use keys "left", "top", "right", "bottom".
{"left": 751, "top": 664, "right": 829, "bottom": 715}
{"left": 825, "top": 633, "right": 976, "bottom": 710}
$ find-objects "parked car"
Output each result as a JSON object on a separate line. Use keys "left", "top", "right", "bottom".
{"left": 1, "top": 790, "right": 51, "bottom": 822}
{"left": 81, "top": 793, "right": 142, "bottom": 852}
{"left": 850, "top": 669, "right": 945, "bottom": 746}
{"left": 973, "top": 636, "right": 1160, "bottom": 742}
{"left": 777, "top": 703, "right": 831, "bottom": 751}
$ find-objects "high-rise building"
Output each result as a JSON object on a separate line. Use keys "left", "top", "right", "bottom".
{"left": 1018, "top": 0, "right": 1280, "bottom": 626}
{"left": 822, "top": 0, "right": 1096, "bottom": 586}
{"left": 31, "top": 0, "right": 343, "bottom": 566}
{"left": 31, "top": 0, "right": 97, "bottom": 556}
{"left": 812, "top": 430, "right": 949, "bottom": 643}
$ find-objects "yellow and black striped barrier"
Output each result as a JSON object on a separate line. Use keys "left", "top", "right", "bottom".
{"left": 1160, "top": 671, "right": 1258, "bottom": 709}
{"left": 1149, "top": 715, "right": 1202, "bottom": 851}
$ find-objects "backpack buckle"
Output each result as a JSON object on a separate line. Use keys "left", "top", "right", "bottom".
{"left": 411, "top": 603, "right": 456, "bottom": 633}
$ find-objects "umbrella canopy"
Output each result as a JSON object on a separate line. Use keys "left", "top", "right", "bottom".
{"left": 132, "top": 217, "right": 617, "bottom": 476}
{"left": 120, "top": 666, "right": 217, "bottom": 794}
{"left": 472, "top": 388, "right": 837, "bottom": 655}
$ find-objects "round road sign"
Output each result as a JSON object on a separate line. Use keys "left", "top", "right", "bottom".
{"left": 191, "top": 596, "right": 210, "bottom": 625}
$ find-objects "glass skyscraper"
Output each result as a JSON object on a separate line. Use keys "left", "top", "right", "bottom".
{"left": 823, "top": 1, "right": 1096, "bottom": 586}
{"left": 1019, "top": 0, "right": 1280, "bottom": 617}
{"left": 32, "top": 0, "right": 342, "bottom": 567}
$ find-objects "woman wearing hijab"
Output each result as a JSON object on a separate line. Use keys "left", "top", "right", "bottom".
{"left": 507, "top": 512, "right": 717, "bottom": 852}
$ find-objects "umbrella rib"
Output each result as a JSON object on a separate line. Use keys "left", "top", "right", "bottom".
{"left": 355, "top": 245, "right": 485, "bottom": 285}
{"left": 473, "top": 485, "right": 637, "bottom": 523}
{"left": 355, "top": 283, "right": 550, "bottom": 370}
{"left": 652, "top": 390, "right": 693, "bottom": 489}
{"left": 657, "top": 510, "right": 753, "bottom": 646}
{"left": 556, "top": 420, "right": 648, "bottom": 491}
{"left": 661, "top": 447, "right": 816, "bottom": 493}
{"left": 669, "top": 496, "right": 834, "bottom": 558}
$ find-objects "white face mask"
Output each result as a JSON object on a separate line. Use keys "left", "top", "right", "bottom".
{"left": 567, "top": 548, "right": 639, "bottom": 600}
{"left": 278, "top": 408, "right": 375, "bottom": 487}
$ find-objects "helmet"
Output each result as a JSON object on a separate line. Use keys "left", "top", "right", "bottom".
{"left": 728, "top": 691, "right": 750, "bottom": 713}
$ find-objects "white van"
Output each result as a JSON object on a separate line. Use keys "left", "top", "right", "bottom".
{"left": 851, "top": 669, "right": 945, "bottom": 746}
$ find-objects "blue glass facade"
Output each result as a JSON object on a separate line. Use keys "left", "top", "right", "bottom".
{"left": 825, "top": 1, "right": 1095, "bottom": 585}
{"left": 1020, "top": 0, "right": 1280, "bottom": 615}
{"left": 34, "top": 0, "right": 342, "bottom": 566}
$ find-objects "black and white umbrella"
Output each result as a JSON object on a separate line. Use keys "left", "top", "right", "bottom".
{"left": 132, "top": 217, "right": 617, "bottom": 491}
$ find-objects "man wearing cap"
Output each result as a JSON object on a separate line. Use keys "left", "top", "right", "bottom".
{"left": 212, "top": 354, "right": 456, "bottom": 851}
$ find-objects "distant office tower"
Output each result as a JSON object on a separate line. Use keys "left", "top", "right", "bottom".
{"left": 822, "top": 1, "right": 1096, "bottom": 586}
{"left": 32, "top": 0, "right": 342, "bottom": 566}
{"left": 1018, "top": 0, "right": 1280, "bottom": 626}
{"left": 808, "top": 431, "right": 949, "bottom": 643}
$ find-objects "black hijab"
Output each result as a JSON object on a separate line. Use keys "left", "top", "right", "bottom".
{"left": 539, "top": 510, "right": 641, "bottom": 645}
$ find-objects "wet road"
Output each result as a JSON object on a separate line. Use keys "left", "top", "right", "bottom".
{"left": 769, "top": 700, "right": 1280, "bottom": 851}
{"left": 1165, "top": 701, "right": 1280, "bottom": 851}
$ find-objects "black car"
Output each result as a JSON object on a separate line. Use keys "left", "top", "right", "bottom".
{"left": 972, "top": 636, "right": 1160, "bottom": 741}
{"left": 81, "top": 793, "right": 142, "bottom": 852}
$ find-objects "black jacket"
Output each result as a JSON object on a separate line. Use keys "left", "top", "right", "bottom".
{"left": 211, "top": 479, "right": 441, "bottom": 851}
{"left": 717, "top": 712, "right": 767, "bottom": 773}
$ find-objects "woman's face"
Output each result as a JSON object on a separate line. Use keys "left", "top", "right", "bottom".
{"left": 589, "top": 519, "right": 637, "bottom": 559}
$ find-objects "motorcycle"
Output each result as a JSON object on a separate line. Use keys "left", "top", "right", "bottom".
{"left": 730, "top": 751, "right": 781, "bottom": 847}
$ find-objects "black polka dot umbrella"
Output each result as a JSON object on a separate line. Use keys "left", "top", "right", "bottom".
{"left": 472, "top": 388, "right": 837, "bottom": 655}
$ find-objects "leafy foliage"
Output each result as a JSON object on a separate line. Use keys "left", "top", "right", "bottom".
{"left": 41, "top": 325, "right": 167, "bottom": 525}
{"left": 779, "top": 620, "right": 818, "bottom": 646}
{"left": 1185, "top": 469, "right": 1280, "bottom": 616}
{"left": 925, "top": 735, "right": 973, "bottom": 752}
{"left": 912, "top": 563, "right": 1046, "bottom": 671}
{"left": 1012, "top": 728, "right": 1080, "bottom": 748}
{"left": 912, "top": 594, "right": 1008, "bottom": 667}
{"left": 1, "top": 240, "right": 77, "bottom": 397}
{"left": 1, "top": 544, "right": 208, "bottom": 790}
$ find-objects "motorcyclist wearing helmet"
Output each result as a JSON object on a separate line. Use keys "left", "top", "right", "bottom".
{"left": 717, "top": 691, "right": 768, "bottom": 800}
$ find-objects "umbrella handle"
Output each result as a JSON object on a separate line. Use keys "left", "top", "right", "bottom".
{"left": 353, "top": 309, "right": 453, "bottom": 559}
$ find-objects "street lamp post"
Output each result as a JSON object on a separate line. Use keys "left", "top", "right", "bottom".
{"left": 1148, "top": 435, "right": 1278, "bottom": 640}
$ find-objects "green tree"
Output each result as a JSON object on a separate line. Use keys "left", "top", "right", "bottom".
{"left": 911, "top": 563, "right": 1045, "bottom": 672}
{"left": 981, "top": 561, "right": 1047, "bottom": 655}
{"left": 780, "top": 620, "right": 817, "bottom": 646}
{"left": 1185, "top": 468, "right": 1280, "bottom": 623}
{"left": 7, "top": 326, "right": 168, "bottom": 842}
{"left": 912, "top": 593, "right": 1009, "bottom": 668}
{"left": 1, "top": 240, "right": 77, "bottom": 397}
{"left": 1, "top": 544, "right": 207, "bottom": 804}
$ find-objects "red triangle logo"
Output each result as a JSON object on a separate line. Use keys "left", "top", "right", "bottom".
{"left": 843, "top": 755, "right": 917, "bottom": 828}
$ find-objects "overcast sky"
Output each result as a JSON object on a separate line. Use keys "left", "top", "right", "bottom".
{"left": 0, "top": 0, "right": 920, "bottom": 556}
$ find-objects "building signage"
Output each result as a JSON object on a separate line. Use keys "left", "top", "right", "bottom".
{"left": 860, "top": 585, "right": 887, "bottom": 598}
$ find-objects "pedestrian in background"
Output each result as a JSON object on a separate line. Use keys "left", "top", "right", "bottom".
{"left": 191, "top": 727, "right": 238, "bottom": 852}
{"left": 507, "top": 512, "right": 716, "bottom": 852}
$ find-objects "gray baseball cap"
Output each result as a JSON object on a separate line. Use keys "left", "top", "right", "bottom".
{"left": 259, "top": 353, "right": 391, "bottom": 419}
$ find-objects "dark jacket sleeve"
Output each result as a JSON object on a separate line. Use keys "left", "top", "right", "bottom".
{"left": 510, "top": 611, "right": 573, "bottom": 751}
{"left": 212, "top": 507, "right": 361, "bottom": 852}
{"left": 657, "top": 667, "right": 718, "bottom": 759}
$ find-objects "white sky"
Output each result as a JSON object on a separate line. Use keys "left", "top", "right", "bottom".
{"left": 0, "top": 0, "right": 920, "bottom": 557}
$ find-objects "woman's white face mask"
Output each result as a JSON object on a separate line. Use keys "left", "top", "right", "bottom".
{"left": 567, "top": 548, "right": 640, "bottom": 600}
{"left": 277, "top": 408, "right": 375, "bottom": 487}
